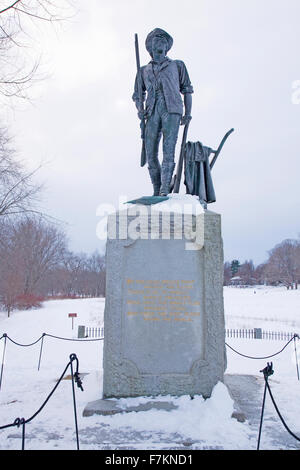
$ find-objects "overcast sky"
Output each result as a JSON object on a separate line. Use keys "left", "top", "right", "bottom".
{"left": 4, "top": 0, "right": 300, "bottom": 264}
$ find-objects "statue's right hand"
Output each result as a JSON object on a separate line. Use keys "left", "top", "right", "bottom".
{"left": 138, "top": 110, "right": 145, "bottom": 120}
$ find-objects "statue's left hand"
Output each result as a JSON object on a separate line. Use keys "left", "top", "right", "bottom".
{"left": 181, "top": 115, "right": 192, "bottom": 126}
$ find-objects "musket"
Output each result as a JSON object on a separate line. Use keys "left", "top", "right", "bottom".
{"left": 172, "top": 119, "right": 191, "bottom": 193}
{"left": 210, "top": 128, "right": 234, "bottom": 170}
{"left": 134, "top": 33, "right": 147, "bottom": 167}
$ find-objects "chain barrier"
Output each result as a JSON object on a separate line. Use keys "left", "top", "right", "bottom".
{"left": 0, "top": 353, "right": 83, "bottom": 450}
{"left": 257, "top": 362, "right": 300, "bottom": 450}
{"left": 3, "top": 333, "right": 46, "bottom": 347}
{"left": 1, "top": 332, "right": 103, "bottom": 347}
{"left": 225, "top": 334, "right": 299, "bottom": 360}
{"left": 226, "top": 334, "right": 300, "bottom": 383}
{"left": 1, "top": 331, "right": 299, "bottom": 390}
{"left": 1, "top": 331, "right": 300, "bottom": 450}
{"left": 0, "top": 332, "right": 103, "bottom": 390}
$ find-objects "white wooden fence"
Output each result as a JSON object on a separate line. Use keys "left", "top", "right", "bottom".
{"left": 78, "top": 325, "right": 296, "bottom": 342}
{"left": 78, "top": 325, "right": 104, "bottom": 338}
{"left": 226, "top": 328, "right": 296, "bottom": 341}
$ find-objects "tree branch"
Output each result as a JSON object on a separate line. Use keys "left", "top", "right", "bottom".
{"left": 0, "top": 1, "right": 22, "bottom": 15}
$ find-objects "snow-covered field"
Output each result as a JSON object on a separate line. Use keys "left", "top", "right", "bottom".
{"left": 0, "top": 287, "right": 299, "bottom": 450}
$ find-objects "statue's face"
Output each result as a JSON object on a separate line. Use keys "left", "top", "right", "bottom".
{"left": 152, "top": 36, "right": 167, "bottom": 63}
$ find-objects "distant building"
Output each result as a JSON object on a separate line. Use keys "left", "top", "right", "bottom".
{"left": 230, "top": 276, "right": 242, "bottom": 286}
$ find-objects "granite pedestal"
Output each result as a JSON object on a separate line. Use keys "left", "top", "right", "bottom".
{"left": 84, "top": 199, "right": 226, "bottom": 415}
{"left": 104, "top": 199, "right": 225, "bottom": 396}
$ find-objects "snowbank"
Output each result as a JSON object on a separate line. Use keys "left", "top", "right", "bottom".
{"left": 0, "top": 287, "right": 300, "bottom": 449}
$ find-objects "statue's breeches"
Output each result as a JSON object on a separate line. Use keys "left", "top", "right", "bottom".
{"left": 145, "top": 93, "right": 181, "bottom": 171}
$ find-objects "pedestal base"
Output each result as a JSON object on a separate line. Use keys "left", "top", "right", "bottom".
{"left": 102, "top": 199, "right": 226, "bottom": 398}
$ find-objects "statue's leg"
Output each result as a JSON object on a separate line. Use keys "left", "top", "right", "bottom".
{"left": 145, "top": 107, "right": 162, "bottom": 196}
{"left": 159, "top": 112, "right": 181, "bottom": 196}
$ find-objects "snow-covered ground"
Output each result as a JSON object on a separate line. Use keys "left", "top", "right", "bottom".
{"left": 0, "top": 287, "right": 299, "bottom": 450}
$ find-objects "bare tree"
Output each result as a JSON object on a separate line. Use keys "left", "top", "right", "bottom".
{"left": 11, "top": 216, "right": 67, "bottom": 294}
{"left": 223, "top": 261, "right": 232, "bottom": 286}
{"left": 0, "top": 127, "right": 43, "bottom": 218}
{"left": 264, "top": 239, "right": 300, "bottom": 289}
{"left": 0, "top": 223, "right": 24, "bottom": 315}
{"left": 254, "top": 262, "right": 267, "bottom": 285}
{"left": 0, "top": 0, "right": 75, "bottom": 101}
{"left": 37, "top": 250, "right": 106, "bottom": 298}
{"left": 60, "top": 251, "right": 87, "bottom": 296}
{"left": 60, "top": 251, "right": 106, "bottom": 298}
{"left": 0, "top": 215, "right": 67, "bottom": 314}
{"left": 238, "top": 260, "right": 256, "bottom": 285}
{"left": 84, "top": 252, "right": 106, "bottom": 297}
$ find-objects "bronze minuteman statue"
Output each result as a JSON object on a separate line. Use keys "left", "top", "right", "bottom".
{"left": 132, "top": 28, "right": 193, "bottom": 197}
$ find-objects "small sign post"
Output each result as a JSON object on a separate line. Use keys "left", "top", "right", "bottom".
{"left": 68, "top": 313, "right": 77, "bottom": 330}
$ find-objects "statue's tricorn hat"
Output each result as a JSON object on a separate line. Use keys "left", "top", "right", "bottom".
{"left": 145, "top": 28, "right": 173, "bottom": 56}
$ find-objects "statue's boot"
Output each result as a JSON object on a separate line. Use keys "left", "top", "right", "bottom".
{"left": 159, "top": 162, "right": 175, "bottom": 196}
{"left": 148, "top": 168, "right": 161, "bottom": 196}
